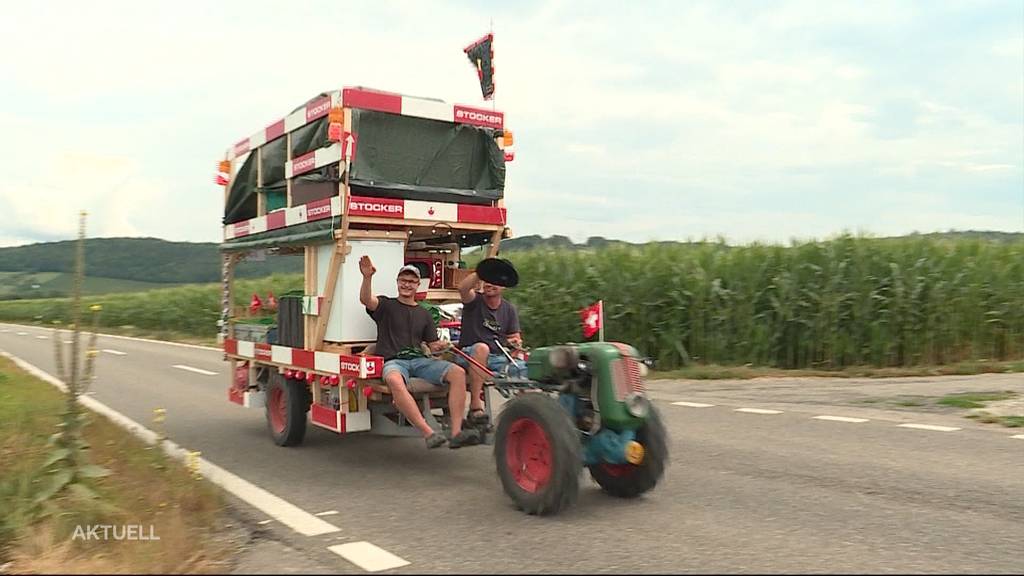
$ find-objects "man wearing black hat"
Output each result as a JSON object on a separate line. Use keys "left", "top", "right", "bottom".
{"left": 359, "top": 256, "right": 479, "bottom": 449}
{"left": 455, "top": 268, "right": 527, "bottom": 428}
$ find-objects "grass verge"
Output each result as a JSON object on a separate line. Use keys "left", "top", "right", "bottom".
{"left": 651, "top": 360, "right": 1024, "bottom": 381}
{"left": 0, "top": 356, "right": 233, "bottom": 573}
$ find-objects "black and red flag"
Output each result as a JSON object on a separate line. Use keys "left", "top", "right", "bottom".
{"left": 464, "top": 33, "right": 495, "bottom": 100}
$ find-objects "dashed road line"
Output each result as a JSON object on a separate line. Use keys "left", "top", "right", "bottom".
{"left": 315, "top": 510, "right": 340, "bottom": 517}
{"left": 36, "top": 335, "right": 48, "bottom": 340}
{"left": 813, "top": 415, "right": 869, "bottom": 423}
{"left": 735, "top": 408, "right": 783, "bottom": 415}
{"left": 1011, "top": 435, "right": 1024, "bottom": 440}
{"left": 898, "top": 423, "right": 961, "bottom": 432}
{"left": 102, "top": 349, "right": 127, "bottom": 356}
{"left": 672, "top": 401, "right": 715, "bottom": 408}
{"left": 172, "top": 364, "right": 217, "bottom": 376}
{"left": 328, "top": 542, "right": 410, "bottom": 573}
{"left": 64, "top": 340, "right": 73, "bottom": 345}
{"left": 16, "top": 332, "right": 27, "bottom": 336}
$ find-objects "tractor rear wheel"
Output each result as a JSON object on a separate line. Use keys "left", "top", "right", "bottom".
{"left": 494, "top": 393, "right": 582, "bottom": 515}
{"left": 588, "top": 405, "right": 668, "bottom": 498}
{"left": 266, "top": 374, "right": 310, "bottom": 447}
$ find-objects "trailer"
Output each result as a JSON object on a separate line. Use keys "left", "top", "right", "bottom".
{"left": 217, "top": 85, "right": 666, "bottom": 515}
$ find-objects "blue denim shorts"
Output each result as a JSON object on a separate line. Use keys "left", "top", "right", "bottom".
{"left": 454, "top": 344, "right": 527, "bottom": 377}
{"left": 383, "top": 357, "right": 456, "bottom": 387}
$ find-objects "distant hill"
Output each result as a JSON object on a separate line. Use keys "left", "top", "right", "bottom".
{"left": 0, "top": 238, "right": 301, "bottom": 296}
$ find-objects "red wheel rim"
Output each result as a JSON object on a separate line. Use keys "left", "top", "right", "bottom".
{"left": 600, "top": 463, "right": 635, "bottom": 477}
{"left": 269, "top": 387, "right": 286, "bottom": 434}
{"left": 505, "top": 418, "right": 552, "bottom": 493}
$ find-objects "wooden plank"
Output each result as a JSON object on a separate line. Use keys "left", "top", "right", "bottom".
{"left": 304, "top": 246, "right": 317, "bottom": 350}
{"left": 256, "top": 147, "right": 265, "bottom": 216}
{"left": 334, "top": 229, "right": 403, "bottom": 240}
{"left": 313, "top": 116, "right": 352, "bottom": 351}
{"left": 286, "top": 132, "right": 293, "bottom": 208}
{"left": 486, "top": 228, "right": 504, "bottom": 257}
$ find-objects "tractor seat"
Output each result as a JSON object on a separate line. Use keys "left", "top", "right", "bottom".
{"left": 361, "top": 345, "right": 447, "bottom": 399}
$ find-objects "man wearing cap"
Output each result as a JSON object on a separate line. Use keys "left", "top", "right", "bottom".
{"left": 359, "top": 256, "right": 478, "bottom": 449}
{"left": 455, "top": 267, "right": 527, "bottom": 429}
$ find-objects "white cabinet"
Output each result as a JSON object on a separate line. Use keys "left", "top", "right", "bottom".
{"left": 316, "top": 238, "right": 405, "bottom": 342}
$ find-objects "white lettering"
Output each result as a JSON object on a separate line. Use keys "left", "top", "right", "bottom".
{"left": 455, "top": 109, "right": 502, "bottom": 125}
{"left": 340, "top": 361, "right": 359, "bottom": 373}
{"left": 72, "top": 525, "right": 86, "bottom": 541}
{"left": 307, "top": 100, "right": 330, "bottom": 118}
{"left": 350, "top": 201, "right": 403, "bottom": 214}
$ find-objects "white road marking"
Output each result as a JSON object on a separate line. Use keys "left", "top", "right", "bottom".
{"left": 315, "top": 510, "right": 339, "bottom": 517}
{"left": 16, "top": 332, "right": 27, "bottom": 336}
{"left": 1011, "top": 435, "right": 1024, "bottom": 440}
{"left": 0, "top": 329, "right": 8, "bottom": 333}
{"left": 898, "top": 423, "right": 961, "bottom": 432}
{"left": 172, "top": 364, "right": 217, "bottom": 376}
{"left": 328, "top": 542, "right": 410, "bottom": 573}
{"left": 257, "top": 519, "right": 273, "bottom": 525}
{"left": 735, "top": 408, "right": 783, "bottom": 414}
{"left": 64, "top": 340, "right": 73, "bottom": 345}
{"left": 102, "top": 349, "right": 127, "bottom": 356}
{"left": 813, "top": 415, "right": 869, "bottom": 423}
{"left": 1, "top": 351, "right": 341, "bottom": 538}
{"left": 36, "top": 335, "right": 48, "bottom": 340}
{"left": 672, "top": 401, "right": 715, "bottom": 408}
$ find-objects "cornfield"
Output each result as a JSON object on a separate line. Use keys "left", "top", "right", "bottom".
{"left": 504, "top": 235, "right": 1024, "bottom": 370}
{"left": 1, "top": 236, "right": 1021, "bottom": 371}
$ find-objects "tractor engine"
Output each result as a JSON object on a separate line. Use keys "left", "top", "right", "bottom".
{"left": 526, "top": 342, "right": 652, "bottom": 433}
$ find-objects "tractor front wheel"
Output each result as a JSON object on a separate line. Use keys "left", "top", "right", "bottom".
{"left": 266, "top": 374, "right": 310, "bottom": 447}
{"left": 494, "top": 393, "right": 582, "bottom": 515}
{"left": 588, "top": 405, "right": 668, "bottom": 498}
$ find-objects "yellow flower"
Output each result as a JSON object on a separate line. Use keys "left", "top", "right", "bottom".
{"left": 90, "top": 304, "right": 103, "bottom": 312}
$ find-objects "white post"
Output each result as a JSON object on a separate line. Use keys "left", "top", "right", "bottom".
{"left": 598, "top": 299, "right": 604, "bottom": 342}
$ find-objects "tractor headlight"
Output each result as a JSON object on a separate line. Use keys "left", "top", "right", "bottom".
{"left": 623, "top": 392, "right": 650, "bottom": 418}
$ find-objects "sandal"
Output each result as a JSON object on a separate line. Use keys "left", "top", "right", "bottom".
{"left": 448, "top": 428, "right": 481, "bottom": 449}
{"left": 425, "top": 432, "right": 448, "bottom": 449}
{"left": 467, "top": 407, "right": 490, "bottom": 428}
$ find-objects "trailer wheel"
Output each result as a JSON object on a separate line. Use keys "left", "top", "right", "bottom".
{"left": 266, "top": 374, "right": 310, "bottom": 447}
{"left": 494, "top": 393, "right": 582, "bottom": 515}
{"left": 588, "top": 405, "right": 668, "bottom": 498}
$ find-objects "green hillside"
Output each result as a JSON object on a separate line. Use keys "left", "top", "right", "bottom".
{"left": 0, "top": 237, "right": 302, "bottom": 297}
{"left": 0, "top": 271, "right": 174, "bottom": 300}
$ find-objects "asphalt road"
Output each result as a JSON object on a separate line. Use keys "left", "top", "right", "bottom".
{"left": 2, "top": 322, "right": 1022, "bottom": 574}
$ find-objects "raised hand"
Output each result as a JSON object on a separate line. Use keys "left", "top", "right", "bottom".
{"left": 359, "top": 255, "right": 376, "bottom": 278}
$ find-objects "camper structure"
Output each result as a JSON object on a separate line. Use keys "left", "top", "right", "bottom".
{"left": 218, "top": 86, "right": 514, "bottom": 441}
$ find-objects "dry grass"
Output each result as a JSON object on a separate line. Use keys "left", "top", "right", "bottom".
{"left": 0, "top": 356, "right": 234, "bottom": 573}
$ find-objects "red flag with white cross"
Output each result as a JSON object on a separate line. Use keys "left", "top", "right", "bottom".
{"left": 581, "top": 301, "right": 603, "bottom": 339}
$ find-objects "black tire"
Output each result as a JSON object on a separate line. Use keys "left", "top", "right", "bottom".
{"left": 588, "top": 405, "right": 668, "bottom": 498}
{"left": 265, "top": 374, "right": 310, "bottom": 447}
{"left": 494, "top": 393, "right": 582, "bottom": 516}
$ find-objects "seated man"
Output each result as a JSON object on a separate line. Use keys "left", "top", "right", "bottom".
{"left": 455, "top": 269, "right": 528, "bottom": 427}
{"left": 359, "top": 256, "right": 479, "bottom": 449}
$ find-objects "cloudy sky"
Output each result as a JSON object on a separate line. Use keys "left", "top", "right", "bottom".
{"left": 1, "top": 0, "right": 1021, "bottom": 247}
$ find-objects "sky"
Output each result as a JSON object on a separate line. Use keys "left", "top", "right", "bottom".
{"left": 0, "top": 0, "right": 1021, "bottom": 247}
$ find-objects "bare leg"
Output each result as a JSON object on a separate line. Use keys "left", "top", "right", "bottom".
{"left": 468, "top": 343, "right": 489, "bottom": 412}
{"left": 444, "top": 365, "right": 467, "bottom": 437}
{"left": 385, "top": 372, "right": 435, "bottom": 437}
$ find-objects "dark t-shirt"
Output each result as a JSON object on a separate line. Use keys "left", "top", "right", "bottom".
{"left": 366, "top": 296, "right": 439, "bottom": 361}
{"left": 458, "top": 295, "right": 520, "bottom": 354}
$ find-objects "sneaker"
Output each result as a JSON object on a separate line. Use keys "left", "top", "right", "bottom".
{"left": 425, "top": 432, "right": 447, "bottom": 449}
{"left": 448, "top": 428, "right": 482, "bottom": 449}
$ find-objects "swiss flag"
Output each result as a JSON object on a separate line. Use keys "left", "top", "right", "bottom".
{"left": 580, "top": 301, "right": 602, "bottom": 339}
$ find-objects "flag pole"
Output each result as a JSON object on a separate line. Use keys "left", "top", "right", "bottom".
{"left": 598, "top": 300, "right": 604, "bottom": 342}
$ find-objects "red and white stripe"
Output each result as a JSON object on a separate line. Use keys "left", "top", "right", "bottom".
{"left": 285, "top": 143, "right": 343, "bottom": 179}
{"left": 227, "top": 87, "right": 504, "bottom": 160}
{"left": 311, "top": 404, "right": 371, "bottom": 433}
{"left": 224, "top": 338, "right": 384, "bottom": 379}
{"left": 224, "top": 196, "right": 507, "bottom": 241}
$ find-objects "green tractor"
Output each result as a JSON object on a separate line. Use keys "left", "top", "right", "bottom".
{"left": 480, "top": 340, "right": 669, "bottom": 515}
